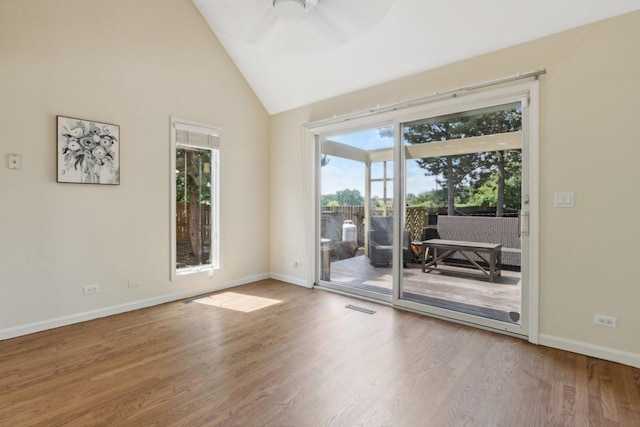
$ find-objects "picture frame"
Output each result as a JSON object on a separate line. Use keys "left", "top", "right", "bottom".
{"left": 57, "top": 115, "right": 120, "bottom": 185}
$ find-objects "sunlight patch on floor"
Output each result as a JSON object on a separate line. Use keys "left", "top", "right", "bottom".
{"left": 193, "top": 292, "right": 282, "bottom": 313}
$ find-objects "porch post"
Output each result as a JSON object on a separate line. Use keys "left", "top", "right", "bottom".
{"left": 364, "top": 159, "right": 371, "bottom": 257}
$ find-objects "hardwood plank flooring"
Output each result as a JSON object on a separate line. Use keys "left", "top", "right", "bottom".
{"left": 1, "top": 279, "right": 638, "bottom": 426}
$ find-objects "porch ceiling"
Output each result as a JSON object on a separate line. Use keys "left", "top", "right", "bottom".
{"left": 323, "top": 131, "right": 523, "bottom": 163}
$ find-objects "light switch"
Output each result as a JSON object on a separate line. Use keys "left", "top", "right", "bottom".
{"left": 554, "top": 192, "right": 574, "bottom": 207}
{"left": 8, "top": 154, "right": 21, "bottom": 170}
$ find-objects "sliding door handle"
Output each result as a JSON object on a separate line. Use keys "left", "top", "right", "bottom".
{"left": 520, "top": 210, "right": 529, "bottom": 237}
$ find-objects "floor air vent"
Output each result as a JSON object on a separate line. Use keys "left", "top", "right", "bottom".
{"left": 345, "top": 304, "right": 376, "bottom": 314}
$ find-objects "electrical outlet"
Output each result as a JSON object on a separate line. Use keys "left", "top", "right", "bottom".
{"left": 594, "top": 314, "right": 616, "bottom": 328}
{"left": 83, "top": 284, "right": 100, "bottom": 295}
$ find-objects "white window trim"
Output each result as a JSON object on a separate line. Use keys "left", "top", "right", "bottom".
{"left": 170, "top": 117, "right": 221, "bottom": 281}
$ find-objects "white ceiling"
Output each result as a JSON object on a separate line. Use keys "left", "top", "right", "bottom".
{"left": 193, "top": 0, "right": 640, "bottom": 115}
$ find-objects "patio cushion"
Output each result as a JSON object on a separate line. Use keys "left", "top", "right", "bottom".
{"left": 436, "top": 216, "right": 521, "bottom": 267}
{"left": 368, "top": 229, "right": 412, "bottom": 267}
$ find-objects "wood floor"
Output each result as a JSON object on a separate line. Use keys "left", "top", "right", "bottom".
{"left": 1, "top": 280, "right": 639, "bottom": 426}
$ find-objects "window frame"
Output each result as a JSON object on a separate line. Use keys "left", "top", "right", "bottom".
{"left": 170, "top": 117, "right": 221, "bottom": 280}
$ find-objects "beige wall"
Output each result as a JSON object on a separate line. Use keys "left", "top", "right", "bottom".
{"left": 0, "top": 0, "right": 270, "bottom": 334}
{"left": 270, "top": 11, "right": 640, "bottom": 361}
{"left": 1, "top": 0, "right": 638, "bottom": 365}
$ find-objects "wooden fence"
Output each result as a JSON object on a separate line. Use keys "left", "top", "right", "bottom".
{"left": 178, "top": 202, "right": 504, "bottom": 245}
{"left": 321, "top": 205, "right": 506, "bottom": 242}
{"left": 176, "top": 202, "right": 210, "bottom": 243}
{"left": 321, "top": 205, "right": 435, "bottom": 243}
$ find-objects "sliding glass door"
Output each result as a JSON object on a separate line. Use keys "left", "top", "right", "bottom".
{"left": 312, "top": 82, "right": 537, "bottom": 338}
{"left": 398, "top": 104, "right": 527, "bottom": 334}
{"left": 317, "top": 125, "right": 396, "bottom": 301}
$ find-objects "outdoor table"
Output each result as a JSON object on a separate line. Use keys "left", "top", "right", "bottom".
{"left": 421, "top": 239, "right": 502, "bottom": 282}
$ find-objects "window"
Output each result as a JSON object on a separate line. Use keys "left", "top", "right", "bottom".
{"left": 171, "top": 118, "right": 220, "bottom": 279}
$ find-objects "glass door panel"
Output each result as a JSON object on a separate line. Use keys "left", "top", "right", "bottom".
{"left": 400, "top": 105, "right": 525, "bottom": 330}
{"left": 319, "top": 126, "right": 395, "bottom": 300}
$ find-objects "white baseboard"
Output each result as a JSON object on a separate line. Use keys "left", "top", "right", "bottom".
{"left": 0, "top": 273, "right": 270, "bottom": 341}
{"left": 12, "top": 275, "right": 637, "bottom": 369}
{"left": 269, "top": 272, "right": 311, "bottom": 288}
{"left": 539, "top": 333, "right": 640, "bottom": 368}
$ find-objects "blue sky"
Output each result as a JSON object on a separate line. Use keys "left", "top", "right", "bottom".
{"left": 321, "top": 128, "right": 437, "bottom": 198}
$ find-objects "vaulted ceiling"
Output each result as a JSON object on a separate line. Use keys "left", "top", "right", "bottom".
{"left": 193, "top": 0, "right": 640, "bottom": 115}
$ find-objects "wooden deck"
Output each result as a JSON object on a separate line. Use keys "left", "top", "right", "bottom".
{"left": 328, "top": 255, "right": 521, "bottom": 323}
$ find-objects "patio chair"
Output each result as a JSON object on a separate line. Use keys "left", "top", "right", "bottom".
{"left": 368, "top": 229, "right": 411, "bottom": 267}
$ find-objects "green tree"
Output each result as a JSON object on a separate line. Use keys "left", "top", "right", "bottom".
{"left": 407, "top": 189, "right": 448, "bottom": 207}
{"left": 405, "top": 121, "right": 484, "bottom": 214}
{"left": 467, "top": 167, "right": 522, "bottom": 214}
{"left": 321, "top": 194, "right": 336, "bottom": 206}
{"left": 471, "top": 110, "right": 522, "bottom": 215}
{"left": 482, "top": 149, "right": 522, "bottom": 215}
{"left": 176, "top": 148, "right": 211, "bottom": 264}
{"left": 404, "top": 109, "right": 522, "bottom": 216}
{"left": 334, "top": 188, "right": 364, "bottom": 206}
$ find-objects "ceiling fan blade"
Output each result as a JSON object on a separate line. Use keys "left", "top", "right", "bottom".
{"left": 194, "top": 0, "right": 392, "bottom": 54}
{"left": 313, "top": 0, "right": 392, "bottom": 39}
{"left": 241, "top": 8, "right": 280, "bottom": 44}
{"left": 194, "top": 0, "right": 279, "bottom": 44}
{"left": 302, "top": 8, "right": 350, "bottom": 45}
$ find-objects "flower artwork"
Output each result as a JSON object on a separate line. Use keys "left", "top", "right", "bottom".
{"left": 57, "top": 116, "right": 120, "bottom": 184}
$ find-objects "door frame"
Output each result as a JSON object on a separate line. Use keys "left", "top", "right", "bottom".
{"left": 306, "top": 80, "right": 539, "bottom": 343}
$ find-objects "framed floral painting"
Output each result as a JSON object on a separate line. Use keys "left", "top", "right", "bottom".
{"left": 57, "top": 116, "right": 120, "bottom": 184}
